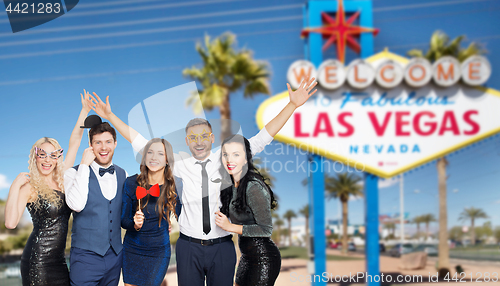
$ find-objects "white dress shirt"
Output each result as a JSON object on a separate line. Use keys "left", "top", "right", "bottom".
{"left": 132, "top": 128, "right": 273, "bottom": 239}
{"left": 65, "top": 161, "right": 127, "bottom": 212}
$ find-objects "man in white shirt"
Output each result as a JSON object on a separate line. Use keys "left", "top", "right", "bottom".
{"left": 87, "top": 78, "right": 317, "bottom": 286}
{"left": 133, "top": 118, "right": 272, "bottom": 286}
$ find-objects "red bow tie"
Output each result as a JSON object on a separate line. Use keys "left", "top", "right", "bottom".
{"left": 136, "top": 184, "right": 160, "bottom": 199}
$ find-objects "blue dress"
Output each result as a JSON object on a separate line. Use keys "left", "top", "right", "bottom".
{"left": 121, "top": 174, "right": 181, "bottom": 286}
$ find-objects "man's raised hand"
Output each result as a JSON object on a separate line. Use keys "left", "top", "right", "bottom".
{"left": 88, "top": 92, "right": 113, "bottom": 120}
{"left": 81, "top": 147, "right": 96, "bottom": 166}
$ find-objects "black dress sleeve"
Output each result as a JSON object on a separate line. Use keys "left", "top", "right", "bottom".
{"left": 241, "top": 181, "right": 273, "bottom": 237}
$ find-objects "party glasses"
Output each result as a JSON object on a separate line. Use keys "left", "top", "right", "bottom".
{"left": 35, "top": 147, "right": 64, "bottom": 159}
{"left": 187, "top": 131, "right": 212, "bottom": 143}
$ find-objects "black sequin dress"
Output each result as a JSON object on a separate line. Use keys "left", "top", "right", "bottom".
{"left": 228, "top": 181, "right": 281, "bottom": 286}
{"left": 21, "top": 190, "right": 71, "bottom": 286}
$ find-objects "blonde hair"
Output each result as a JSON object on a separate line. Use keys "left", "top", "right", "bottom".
{"left": 27, "top": 137, "right": 65, "bottom": 210}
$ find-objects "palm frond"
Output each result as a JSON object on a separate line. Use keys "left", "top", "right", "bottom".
{"left": 408, "top": 30, "right": 485, "bottom": 63}
{"left": 407, "top": 49, "right": 424, "bottom": 58}
{"left": 182, "top": 32, "right": 271, "bottom": 128}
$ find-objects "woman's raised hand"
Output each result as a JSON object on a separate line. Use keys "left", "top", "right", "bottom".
{"left": 81, "top": 89, "right": 94, "bottom": 113}
{"left": 287, "top": 77, "right": 318, "bottom": 108}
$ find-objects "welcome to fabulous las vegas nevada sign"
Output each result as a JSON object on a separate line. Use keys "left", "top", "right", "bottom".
{"left": 256, "top": 50, "right": 498, "bottom": 178}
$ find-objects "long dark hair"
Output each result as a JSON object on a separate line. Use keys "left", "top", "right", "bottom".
{"left": 219, "top": 134, "right": 277, "bottom": 216}
{"left": 136, "top": 138, "right": 177, "bottom": 227}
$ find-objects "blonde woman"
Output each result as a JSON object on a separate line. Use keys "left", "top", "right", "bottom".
{"left": 4, "top": 91, "right": 94, "bottom": 286}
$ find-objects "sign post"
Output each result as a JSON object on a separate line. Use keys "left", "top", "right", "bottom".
{"left": 365, "top": 173, "right": 380, "bottom": 286}
{"left": 308, "top": 154, "right": 326, "bottom": 286}
{"left": 305, "top": 1, "right": 377, "bottom": 285}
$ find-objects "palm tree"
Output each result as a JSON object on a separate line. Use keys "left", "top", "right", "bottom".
{"left": 183, "top": 33, "right": 271, "bottom": 141}
{"left": 325, "top": 172, "right": 363, "bottom": 254}
{"left": 254, "top": 158, "right": 275, "bottom": 188}
{"left": 436, "top": 158, "right": 450, "bottom": 277}
{"left": 407, "top": 30, "right": 485, "bottom": 62}
{"left": 420, "top": 214, "right": 436, "bottom": 241}
{"left": 407, "top": 31, "right": 485, "bottom": 277}
{"left": 283, "top": 210, "right": 297, "bottom": 246}
{"left": 412, "top": 215, "right": 424, "bottom": 240}
{"left": 274, "top": 218, "right": 284, "bottom": 247}
{"left": 299, "top": 205, "right": 310, "bottom": 251}
{"left": 383, "top": 222, "right": 396, "bottom": 236}
{"left": 459, "top": 207, "right": 489, "bottom": 246}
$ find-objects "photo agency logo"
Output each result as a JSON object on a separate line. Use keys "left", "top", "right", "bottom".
{"left": 3, "top": 0, "right": 79, "bottom": 33}
{"left": 126, "top": 82, "right": 365, "bottom": 174}
{"left": 127, "top": 82, "right": 244, "bottom": 164}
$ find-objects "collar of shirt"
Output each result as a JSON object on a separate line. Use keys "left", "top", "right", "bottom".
{"left": 90, "top": 160, "right": 114, "bottom": 175}
{"left": 189, "top": 151, "right": 216, "bottom": 167}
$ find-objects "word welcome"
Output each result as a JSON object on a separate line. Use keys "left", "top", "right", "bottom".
{"left": 287, "top": 55, "right": 491, "bottom": 90}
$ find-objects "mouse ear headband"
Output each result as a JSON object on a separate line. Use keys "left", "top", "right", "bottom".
{"left": 81, "top": 115, "right": 104, "bottom": 145}
{"left": 81, "top": 115, "right": 103, "bottom": 129}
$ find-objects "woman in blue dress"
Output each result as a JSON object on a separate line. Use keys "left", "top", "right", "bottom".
{"left": 121, "top": 138, "right": 180, "bottom": 286}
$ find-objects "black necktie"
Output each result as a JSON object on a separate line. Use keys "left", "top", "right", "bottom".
{"left": 99, "top": 165, "right": 115, "bottom": 177}
{"left": 196, "top": 160, "right": 211, "bottom": 235}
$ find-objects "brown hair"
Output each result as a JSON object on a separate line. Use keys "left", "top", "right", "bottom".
{"left": 136, "top": 138, "right": 177, "bottom": 226}
{"left": 185, "top": 118, "right": 212, "bottom": 134}
{"left": 89, "top": 122, "right": 116, "bottom": 143}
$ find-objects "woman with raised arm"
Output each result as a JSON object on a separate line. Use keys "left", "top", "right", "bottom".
{"left": 215, "top": 134, "right": 280, "bottom": 286}
{"left": 4, "top": 91, "right": 94, "bottom": 286}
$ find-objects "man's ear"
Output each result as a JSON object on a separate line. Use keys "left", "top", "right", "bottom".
{"left": 185, "top": 136, "right": 189, "bottom": 146}
{"left": 210, "top": 133, "right": 215, "bottom": 144}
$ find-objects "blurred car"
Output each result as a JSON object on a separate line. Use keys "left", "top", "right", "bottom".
{"left": 379, "top": 243, "right": 386, "bottom": 253}
{"left": 388, "top": 243, "right": 413, "bottom": 257}
{"left": 328, "top": 241, "right": 340, "bottom": 249}
{"left": 413, "top": 244, "right": 438, "bottom": 256}
{"left": 347, "top": 242, "right": 356, "bottom": 252}
{"left": 333, "top": 242, "right": 356, "bottom": 251}
{"left": 5, "top": 266, "right": 21, "bottom": 278}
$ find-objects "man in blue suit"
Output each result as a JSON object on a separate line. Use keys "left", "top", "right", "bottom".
{"left": 64, "top": 118, "right": 127, "bottom": 286}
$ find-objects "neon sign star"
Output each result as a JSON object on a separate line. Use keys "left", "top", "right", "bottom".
{"left": 301, "top": 0, "right": 379, "bottom": 63}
